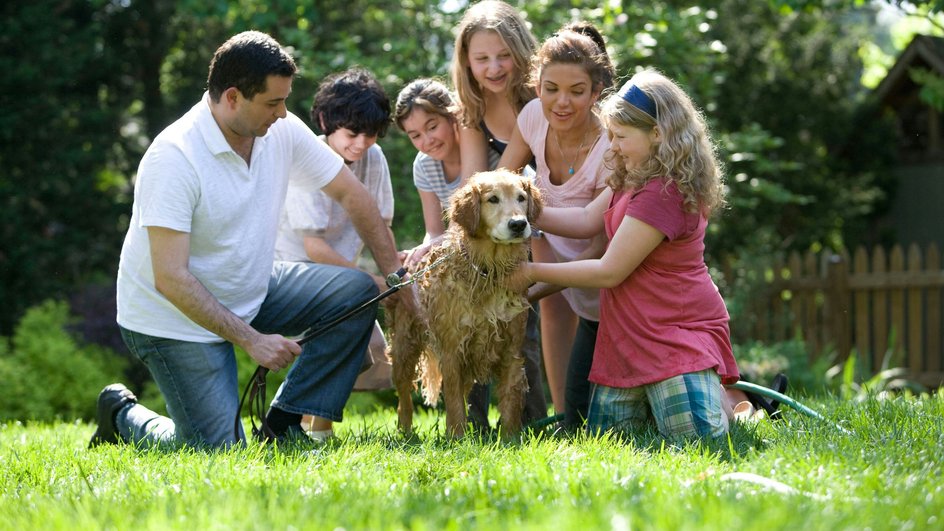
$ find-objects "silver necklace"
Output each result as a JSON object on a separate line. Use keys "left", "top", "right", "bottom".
{"left": 555, "top": 128, "right": 592, "bottom": 176}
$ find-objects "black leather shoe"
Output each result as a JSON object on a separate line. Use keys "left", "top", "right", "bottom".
{"left": 88, "top": 383, "right": 137, "bottom": 448}
{"left": 253, "top": 424, "right": 314, "bottom": 448}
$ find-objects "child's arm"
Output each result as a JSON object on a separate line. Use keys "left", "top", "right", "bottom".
{"left": 497, "top": 122, "right": 533, "bottom": 173}
{"left": 458, "top": 126, "right": 490, "bottom": 179}
{"left": 520, "top": 216, "right": 664, "bottom": 290}
{"left": 418, "top": 190, "right": 446, "bottom": 241}
{"left": 526, "top": 232, "right": 607, "bottom": 303}
{"left": 401, "top": 191, "right": 447, "bottom": 268}
{"left": 302, "top": 235, "right": 360, "bottom": 270}
{"left": 536, "top": 188, "right": 612, "bottom": 239}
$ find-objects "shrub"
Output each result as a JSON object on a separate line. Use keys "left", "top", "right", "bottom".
{"left": 0, "top": 300, "right": 126, "bottom": 422}
{"left": 733, "top": 339, "right": 832, "bottom": 395}
{"left": 825, "top": 345, "right": 928, "bottom": 401}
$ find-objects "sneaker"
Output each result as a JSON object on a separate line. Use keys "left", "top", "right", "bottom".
{"left": 304, "top": 428, "right": 335, "bottom": 444}
{"left": 88, "top": 383, "right": 137, "bottom": 448}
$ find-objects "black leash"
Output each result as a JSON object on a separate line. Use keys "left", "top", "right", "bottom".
{"left": 236, "top": 267, "right": 408, "bottom": 442}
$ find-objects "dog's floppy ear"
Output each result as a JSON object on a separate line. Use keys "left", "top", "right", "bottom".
{"left": 449, "top": 180, "right": 480, "bottom": 235}
{"left": 524, "top": 179, "right": 543, "bottom": 223}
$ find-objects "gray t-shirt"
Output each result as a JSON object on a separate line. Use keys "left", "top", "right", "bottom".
{"left": 275, "top": 141, "right": 393, "bottom": 263}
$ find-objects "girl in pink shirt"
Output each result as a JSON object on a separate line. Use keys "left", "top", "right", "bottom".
{"left": 510, "top": 69, "right": 741, "bottom": 439}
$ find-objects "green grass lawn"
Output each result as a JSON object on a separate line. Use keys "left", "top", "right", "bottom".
{"left": 2, "top": 393, "right": 941, "bottom": 530}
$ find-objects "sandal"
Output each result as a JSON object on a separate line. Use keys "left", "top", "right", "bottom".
{"left": 744, "top": 373, "right": 789, "bottom": 420}
{"left": 767, "top": 373, "right": 789, "bottom": 417}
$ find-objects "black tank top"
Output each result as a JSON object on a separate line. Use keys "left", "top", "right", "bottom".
{"left": 481, "top": 120, "right": 535, "bottom": 170}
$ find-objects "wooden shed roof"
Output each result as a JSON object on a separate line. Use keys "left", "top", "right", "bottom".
{"left": 874, "top": 35, "right": 944, "bottom": 108}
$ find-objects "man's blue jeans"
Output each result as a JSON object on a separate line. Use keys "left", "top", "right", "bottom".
{"left": 116, "top": 261, "right": 378, "bottom": 448}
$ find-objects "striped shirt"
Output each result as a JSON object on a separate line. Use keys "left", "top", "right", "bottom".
{"left": 412, "top": 149, "right": 501, "bottom": 209}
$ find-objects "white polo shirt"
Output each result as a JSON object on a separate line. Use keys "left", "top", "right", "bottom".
{"left": 116, "top": 93, "right": 344, "bottom": 342}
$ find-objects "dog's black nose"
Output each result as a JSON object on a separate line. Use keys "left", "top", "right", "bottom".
{"left": 508, "top": 219, "right": 528, "bottom": 234}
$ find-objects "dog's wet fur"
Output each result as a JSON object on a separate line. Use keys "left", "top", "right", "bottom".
{"left": 385, "top": 170, "right": 543, "bottom": 439}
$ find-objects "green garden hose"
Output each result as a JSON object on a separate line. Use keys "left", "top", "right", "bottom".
{"left": 727, "top": 380, "right": 851, "bottom": 434}
{"left": 525, "top": 382, "right": 851, "bottom": 435}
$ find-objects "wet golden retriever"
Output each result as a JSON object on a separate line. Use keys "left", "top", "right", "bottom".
{"left": 386, "top": 169, "right": 542, "bottom": 439}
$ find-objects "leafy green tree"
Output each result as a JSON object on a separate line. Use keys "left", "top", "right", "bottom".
{"left": 777, "top": 0, "right": 944, "bottom": 111}
{"left": 707, "top": 0, "right": 897, "bottom": 256}
{"left": 0, "top": 0, "right": 911, "bottom": 341}
{"left": 0, "top": 0, "right": 139, "bottom": 333}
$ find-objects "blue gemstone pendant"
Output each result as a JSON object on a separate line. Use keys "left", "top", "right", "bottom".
{"left": 568, "top": 167, "right": 575, "bottom": 175}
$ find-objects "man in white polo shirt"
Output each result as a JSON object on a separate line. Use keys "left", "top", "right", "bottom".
{"left": 89, "top": 31, "right": 412, "bottom": 449}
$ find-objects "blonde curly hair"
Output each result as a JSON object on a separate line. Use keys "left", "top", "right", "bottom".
{"left": 601, "top": 69, "right": 726, "bottom": 216}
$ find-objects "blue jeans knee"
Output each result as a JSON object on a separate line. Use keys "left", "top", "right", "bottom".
{"left": 254, "top": 262, "right": 378, "bottom": 421}
{"left": 119, "top": 326, "right": 242, "bottom": 448}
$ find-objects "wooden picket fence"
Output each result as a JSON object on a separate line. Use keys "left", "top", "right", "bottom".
{"left": 740, "top": 243, "right": 944, "bottom": 388}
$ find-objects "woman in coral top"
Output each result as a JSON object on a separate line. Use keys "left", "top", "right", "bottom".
{"left": 499, "top": 23, "right": 614, "bottom": 430}
{"left": 510, "top": 69, "right": 741, "bottom": 439}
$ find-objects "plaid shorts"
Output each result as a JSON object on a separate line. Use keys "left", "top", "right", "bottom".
{"left": 587, "top": 370, "right": 728, "bottom": 439}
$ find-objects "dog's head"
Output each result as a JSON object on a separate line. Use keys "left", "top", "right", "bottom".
{"left": 449, "top": 169, "right": 543, "bottom": 243}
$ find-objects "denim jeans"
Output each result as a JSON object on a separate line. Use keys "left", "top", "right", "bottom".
{"left": 117, "top": 261, "right": 377, "bottom": 448}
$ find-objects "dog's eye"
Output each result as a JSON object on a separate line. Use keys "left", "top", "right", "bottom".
{"left": 487, "top": 196, "right": 499, "bottom": 204}
{"left": 517, "top": 194, "right": 526, "bottom": 202}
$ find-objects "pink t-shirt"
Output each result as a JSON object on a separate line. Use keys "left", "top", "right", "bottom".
{"left": 589, "top": 178, "right": 739, "bottom": 388}
{"left": 518, "top": 99, "right": 607, "bottom": 320}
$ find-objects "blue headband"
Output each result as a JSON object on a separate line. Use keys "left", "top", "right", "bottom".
{"left": 618, "top": 83, "right": 657, "bottom": 119}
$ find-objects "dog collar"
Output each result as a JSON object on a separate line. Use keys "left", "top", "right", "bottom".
{"left": 459, "top": 245, "right": 490, "bottom": 279}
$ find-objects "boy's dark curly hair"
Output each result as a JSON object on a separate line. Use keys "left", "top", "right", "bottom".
{"left": 310, "top": 67, "right": 391, "bottom": 138}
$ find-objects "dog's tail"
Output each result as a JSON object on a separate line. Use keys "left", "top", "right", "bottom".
{"left": 419, "top": 350, "right": 442, "bottom": 407}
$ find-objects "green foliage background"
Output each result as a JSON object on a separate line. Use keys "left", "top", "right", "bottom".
{"left": 0, "top": 301, "right": 126, "bottom": 421}
{"left": 1, "top": 2, "right": 941, "bottom": 346}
